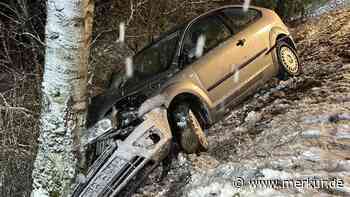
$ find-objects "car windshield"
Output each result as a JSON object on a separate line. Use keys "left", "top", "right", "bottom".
{"left": 134, "top": 31, "right": 180, "bottom": 78}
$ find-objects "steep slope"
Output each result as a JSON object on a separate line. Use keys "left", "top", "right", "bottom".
{"left": 133, "top": 7, "right": 350, "bottom": 197}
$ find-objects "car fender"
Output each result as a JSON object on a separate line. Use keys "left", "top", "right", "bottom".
{"left": 161, "top": 81, "right": 214, "bottom": 123}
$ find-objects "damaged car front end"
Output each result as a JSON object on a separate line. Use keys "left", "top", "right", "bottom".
{"left": 73, "top": 106, "right": 172, "bottom": 197}
{"left": 72, "top": 27, "right": 184, "bottom": 196}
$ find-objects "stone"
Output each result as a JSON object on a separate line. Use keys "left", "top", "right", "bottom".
{"left": 245, "top": 111, "right": 262, "bottom": 126}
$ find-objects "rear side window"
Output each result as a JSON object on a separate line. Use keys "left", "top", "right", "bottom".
{"left": 221, "top": 8, "right": 261, "bottom": 34}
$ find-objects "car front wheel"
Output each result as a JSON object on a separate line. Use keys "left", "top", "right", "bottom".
{"left": 172, "top": 104, "right": 208, "bottom": 154}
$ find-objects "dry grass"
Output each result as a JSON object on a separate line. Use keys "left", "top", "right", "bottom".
{"left": 0, "top": 76, "right": 41, "bottom": 196}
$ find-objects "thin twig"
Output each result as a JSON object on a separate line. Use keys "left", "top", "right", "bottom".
{"left": 127, "top": 0, "right": 135, "bottom": 26}
{"left": 0, "top": 93, "right": 9, "bottom": 106}
{"left": 21, "top": 32, "right": 46, "bottom": 46}
{"left": 0, "top": 106, "right": 35, "bottom": 116}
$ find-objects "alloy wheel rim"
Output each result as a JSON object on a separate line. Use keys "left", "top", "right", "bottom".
{"left": 188, "top": 110, "right": 209, "bottom": 150}
{"left": 280, "top": 46, "right": 299, "bottom": 74}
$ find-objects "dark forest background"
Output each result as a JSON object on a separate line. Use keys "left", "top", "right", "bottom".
{"left": 0, "top": 0, "right": 329, "bottom": 196}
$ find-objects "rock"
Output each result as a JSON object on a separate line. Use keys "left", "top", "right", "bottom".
{"left": 244, "top": 111, "right": 262, "bottom": 127}
{"left": 271, "top": 91, "right": 286, "bottom": 98}
{"left": 236, "top": 126, "right": 249, "bottom": 134}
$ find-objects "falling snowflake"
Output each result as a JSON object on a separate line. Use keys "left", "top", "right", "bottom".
{"left": 234, "top": 69, "right": 240, "bottom": 83}
{"left": 218, "top": 101, "right": 226, "bottom": 113}
{"left": 243, "top": 0, "right": 251, "bottom": 12}
{"left": 195, "top": 34, "right": 206, "bottom": 58}
{"left": 231, "top": 64, "right": 240, "bottom": 83}
{"left": 125, "top": 57, "right": 133, "bottom": 78}
{"left": 117, "top": 22, "right": 125, "bottom": 43}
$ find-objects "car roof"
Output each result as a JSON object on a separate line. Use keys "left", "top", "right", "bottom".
{"left": 186, "top": 5, "right": 266, "bottom": 27}
{"left": 135, "top": 5, "right": 267, "bottom": 55}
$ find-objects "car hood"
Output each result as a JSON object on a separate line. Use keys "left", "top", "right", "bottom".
{"left": 87, "top": 74, "right": 164, "bottom": 128}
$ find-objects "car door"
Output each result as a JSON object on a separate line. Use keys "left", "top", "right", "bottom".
{"left": 217, "top": 7, "right": 271, "bottom": 106}
{"left": 180, "top": 15, "right": 235, "bottom": 104}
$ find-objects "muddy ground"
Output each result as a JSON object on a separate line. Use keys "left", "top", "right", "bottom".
{"left": 131, "top": 8, "right": 350, "bottom": 197}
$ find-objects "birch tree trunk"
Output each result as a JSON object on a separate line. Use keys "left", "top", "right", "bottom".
{"left": 32, "top": 0, "right": 94, "bottom": 196}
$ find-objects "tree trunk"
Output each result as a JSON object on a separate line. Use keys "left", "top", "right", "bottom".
{"left": 32, "top": 0, "right": 94, "bottom": 196}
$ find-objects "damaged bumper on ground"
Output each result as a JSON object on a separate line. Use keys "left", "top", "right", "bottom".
{"left": 73, "top": 107, "right": 172, "bottom": 197}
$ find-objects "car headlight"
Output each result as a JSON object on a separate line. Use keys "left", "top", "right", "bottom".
{"left": 87, "top": 118, "right": 113, "bottom": 143}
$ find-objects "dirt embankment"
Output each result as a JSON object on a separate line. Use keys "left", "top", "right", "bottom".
{"left": 133, "top": 8, "right": 350, "bottom": 197}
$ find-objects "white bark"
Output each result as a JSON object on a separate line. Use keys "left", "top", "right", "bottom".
{"left": 32, "top": 0, "right": 94, "bottom": 196}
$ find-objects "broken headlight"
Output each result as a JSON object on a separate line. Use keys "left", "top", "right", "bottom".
{"left": 87, "top": 118, "right": 113, "bottom": 143}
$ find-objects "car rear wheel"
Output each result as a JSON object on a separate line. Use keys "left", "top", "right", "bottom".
{"left": 172, "top": 104, "right": 208, "bottom": 154}
{"left": 276, "top": 41, "right": 301, "bottom": 80}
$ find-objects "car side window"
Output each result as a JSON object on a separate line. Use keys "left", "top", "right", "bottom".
{"left": 134, "top": 31, "right": 179, "bottom": 78}
{"left": 181, "top": 16, "right": 231, "bottom": 66}
{"left": 221, "top": 8, "right": 261, "bottom": 34}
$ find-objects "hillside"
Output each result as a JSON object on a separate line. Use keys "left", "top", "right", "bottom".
{"left": 133, "top": 7, "right": 350, "bottom": 197}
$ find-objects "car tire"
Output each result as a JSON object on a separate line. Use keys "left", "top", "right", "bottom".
{"left": 276, "top": 41, "right": 301, "bottom": 80}
{"left": 172, "top": 104, "right": 209, "bottom": 154}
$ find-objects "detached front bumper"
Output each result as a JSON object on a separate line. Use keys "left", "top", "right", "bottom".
{"left": 73, "top": 108, "right": 172, "bottom": 197}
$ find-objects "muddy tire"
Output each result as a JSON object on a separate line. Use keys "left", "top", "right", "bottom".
{"left": 172, "top": 104, "right": 208, "bottom": 154}
{"left": 276, "top": 41, "right": 301, "bottom": 80}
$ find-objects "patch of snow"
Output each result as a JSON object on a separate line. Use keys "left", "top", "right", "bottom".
{"left": 336, "top": 131, "right": 350, "bottom": 140}
{"left": 76, "top": 173, "right": 86, "bottom": 184}
{"left": 31, "top": 188, "right": 49, "bottom": 197}
{"left": 307, "top": 0, "right": 349, "bottom": 17}
{"left": 302, "top": 129, "right": 321, "bottom": 139}
{"left": 261, "top": 169, "right": 291, "bottom": 180}
{"left": 302, "top": 148, "right": 321, "bottom": 162}
{"left": 186, "top": 181, "right": 234, "bottom": 197}
{"left": 302, "top": 115, "right": 331, "bottom": 124}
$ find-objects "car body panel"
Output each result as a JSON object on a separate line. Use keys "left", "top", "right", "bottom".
{"left": 88, "top": 5, "right": 295, "bottom": 127}
{"left": 161, "top": 5, "right": 293, "bottom": 122}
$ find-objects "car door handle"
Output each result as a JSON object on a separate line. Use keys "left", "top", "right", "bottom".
{"left": 236, "top": 39, "right": 246, "bottom": 47}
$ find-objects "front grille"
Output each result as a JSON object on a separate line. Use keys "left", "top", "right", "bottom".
{"left": 102, "top": 156, "right": 146, "bottom": 197}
